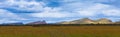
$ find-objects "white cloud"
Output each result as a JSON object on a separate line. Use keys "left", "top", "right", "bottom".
{"left": 1, "top": 0, "right": 45, "bottom": 12}
{"left": 102, "top": 9, "right": 120, "bottom": 16}
{"left": 76, "top": 3, "right": 110, "bottom": 16}
{"left": 60, "top": 0, "right": 120, "bottom": 17}
{"left": 62, "top": 0, "right": 115, "bottom": 3}
{"left": 0, "top": 0, "right": 120, "bottom": 23}
{"left": 0, "top": 9, "right": 27, "bottom": 23}
{"left": 0, "top": 9, "right": 26, "bottom": 20}
{"left": 30, "top": 0, "right": 120, "bottom": 18}
{"left": 30, "top": 7, "right": 75, "bottom": 18}
{"left": 0, "top": 19, "right": 19, "bottom": 24}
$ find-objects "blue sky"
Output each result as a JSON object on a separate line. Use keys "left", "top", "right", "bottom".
{"left": 0, "top": 0, "right": 120, "bottom": 24}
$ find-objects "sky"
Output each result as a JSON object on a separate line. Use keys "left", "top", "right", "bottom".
{"left": 0, "top": 0, "right": 120, "bottom": 24}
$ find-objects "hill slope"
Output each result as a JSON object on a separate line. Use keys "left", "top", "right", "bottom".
{"left": 59, "top": 18, "right": 113, "bottom": 24}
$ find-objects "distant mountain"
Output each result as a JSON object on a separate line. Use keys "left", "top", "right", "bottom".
{"left": 59, "top": 18, "right": 94, "bottom": 24}
{"left": 1, "top": 22, "right": 24, "bottom": 25}
{"left": 27, "top": 20, "right": 47, "bottom": 25}
{"left": 58, "top": 18, "right": 113, "bottom": 24}
{"left": 94, "top": 18, "right": 113, "bottom": 24}
{"left": 114, "top": 21, "right": 120, "bottom": 24}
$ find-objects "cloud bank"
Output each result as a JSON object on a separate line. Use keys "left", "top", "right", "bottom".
{"left": 0, "top": 0, "right": 120, "bottom": 23}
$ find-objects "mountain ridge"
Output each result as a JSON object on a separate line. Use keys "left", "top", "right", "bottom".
{"left": 58, "top": 18, "right": 116, "bottom": 24}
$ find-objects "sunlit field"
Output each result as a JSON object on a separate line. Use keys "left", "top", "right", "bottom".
{"left": 0, "top": 26, "right": 120, "bottom": 37}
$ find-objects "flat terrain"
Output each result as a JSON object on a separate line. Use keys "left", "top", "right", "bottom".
{"left": 0, "top": 26, "right": 120, "bottom": 37}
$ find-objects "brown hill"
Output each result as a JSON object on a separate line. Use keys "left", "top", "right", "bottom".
{"left": 94, "top": 18, "right": 113, "bottom": 24}
{"left": 60, "top": 18, "right": 94, "bottom": 24}
{"left": 59, "top": 18, "right": 113, "bottom": 24}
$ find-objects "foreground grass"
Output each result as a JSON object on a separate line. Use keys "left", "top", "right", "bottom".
{"left": 0, "top": 26, "right": 120, "bottom": 37}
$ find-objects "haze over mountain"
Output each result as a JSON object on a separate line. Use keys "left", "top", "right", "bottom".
{"left": 1, "top": 22, "right": 24, "bottom": 25}
{"left": 27, "top": 20, "right": 47, "bottom": 24}
{"left": 1, "top": 18, "right": 120, "bottom": 25}
{"left": 114, "top": 21, "right": 120, "bottom": 24}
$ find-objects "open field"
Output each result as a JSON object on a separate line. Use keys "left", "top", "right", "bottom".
{"left": 0, "top": 26, "right": 120, "bottom": 37}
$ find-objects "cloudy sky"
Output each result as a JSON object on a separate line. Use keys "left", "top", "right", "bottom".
{"left": 0, "top": 0, "right": 120, "bottom": 24}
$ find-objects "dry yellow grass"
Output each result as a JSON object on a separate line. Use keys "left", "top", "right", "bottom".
{"left": 0, "top": 26, "right": 120, "bottom": 37}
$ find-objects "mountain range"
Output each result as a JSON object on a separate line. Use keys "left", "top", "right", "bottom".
{"left": 1, "top": 18, "right": 120, "bottom": 25}
{"left": 27, "top": 20, "right": 47, "bottom": 25}
{"left": 58, "top": 18, "right": 119, "bottom": 24}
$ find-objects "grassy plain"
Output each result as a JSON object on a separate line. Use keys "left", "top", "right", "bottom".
{"left": 0, "top": 26, "right": 120, "bottom": 37}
